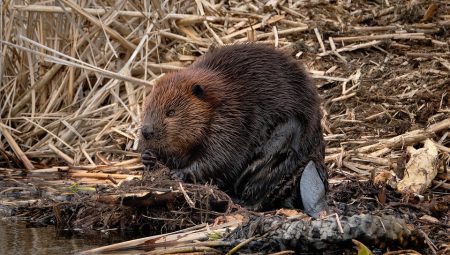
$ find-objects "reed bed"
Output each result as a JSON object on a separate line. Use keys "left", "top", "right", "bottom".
{"left": 1, "top": 0, "right": 449, "bottom": 173}
{"left": 1, "top": 0, "right": 450, "bottom": 254}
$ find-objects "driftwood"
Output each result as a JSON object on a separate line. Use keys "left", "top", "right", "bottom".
{"left": 229, "top": 214, "right": 421, "bottom": 252}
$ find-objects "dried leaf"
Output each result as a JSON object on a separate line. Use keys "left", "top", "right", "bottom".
{"left": 275, "top": 208, "right": 301, "bottom": 217}
{"left": 419, "top": 215, "right": 439, "bottom": 224}
{"left": 352, "top": 239, "right": 374, "bottom": 255}
{"left": 213, "top": 214, "right": 246, "bottom": 226}
{"left": 397, "top": 139, "right": 439, "bottom": 194}
{"left": 374, "top": 171, "right": 394, "bottom": 186}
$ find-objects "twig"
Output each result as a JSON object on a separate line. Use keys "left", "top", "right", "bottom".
{"left": 226, "top": 237, "right": 255, "bottom": 255}
{"left": 68, "top": 171, "right": 141, "bottom": 179}
{"left": 13, "top": 5, "right": 149, "bottom": 18}
{"left": 146, "top": 246, "right": 221, "bottom": 255}
{"left": 222, "top": 15, "right": 284, "bottom": 41}
{"left": 179, "top": 182, "right": 196, "bottom": 208}
{"left": 326, "top": 118, "right": 450, "bottom": 163}
{"left": 58, "top": 0, "right": 136, "bottom": 50}
{"left": 314, "top": 28, "right": 326, "bottom": 53}
{"left": 319, "top": 40, "right": 382, "bottom": 57}
{"left": 418, "top": 229, "right": 438, "bottom": 255}
{"left": 0, "top": 126, "right": 34, "bottom": 170}
{"left": 333, "top": 33, "right": 426, "bottom": 43}
{"left": 331, "top": 92, "right": 356, "bottom": 102}
{"left": 1, "top": 39, "right": 153, "bottom": 87}
{"left": 47, "top": 143, "right": 74, "bottom": 165}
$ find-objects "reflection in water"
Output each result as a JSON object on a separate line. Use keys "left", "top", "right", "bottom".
{"left": 0, "top": 219, "right": 110, "bottom": 255}
{"left": 0, "top": 178, "right": 151, "bottom": 254}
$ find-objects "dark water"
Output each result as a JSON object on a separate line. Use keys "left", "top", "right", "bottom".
{"left": 0, "top": 219, "right": 112, "bottom": 255}
{"left": 0, "top": 176, "right": 150, "bottom": 255}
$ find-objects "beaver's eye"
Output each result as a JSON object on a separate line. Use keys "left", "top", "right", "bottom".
{"left": 192, "top": 84, "right": 205, "bottom": 100}
{"left": 166, "top": 109, "right": 175, "bottom": 117}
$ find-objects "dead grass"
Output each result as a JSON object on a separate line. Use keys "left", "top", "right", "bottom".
{"left": 0, "top": 0, "right": 449, "bottom": 254}
{"left": 1, "top": 1, "right": 449, "bottom": 173}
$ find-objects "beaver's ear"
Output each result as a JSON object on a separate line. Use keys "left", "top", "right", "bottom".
{"left": 192, "top": 84, "right": 205, "bottom": 100}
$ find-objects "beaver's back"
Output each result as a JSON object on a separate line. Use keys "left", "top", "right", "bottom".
{"left": 191, "top": 44, "right": 322, "bottom": 158}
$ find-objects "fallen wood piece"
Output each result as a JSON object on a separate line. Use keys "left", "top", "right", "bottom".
{"left": 406, "top": 52, "right": 450, "bottom": 58}
{"left": 70, "top": 164, "right": 143, "bottom": 173}
{"left": 318, "top": 40, "right": 382, "bottom": 57}
{"left": 68, "top": 171, "right": 141, "bottom": 179}
{"left": 351, "top": 155, "right": 395, "bottom": 167}
{"left": 333, "top": 33, "right": 426, "bottom": 43}
{"left": 310, "top": 74, "right": 349, "bottom": 82}
{"left": 164, "top": 13, "right": 247, "bottom": 25}
{"left": 352, "top": 25, "right": 398, "bottom": 32}
{"left": 326, "top": 118, "right": 450, "bottom": 163}
{"left": 27, "top": 166, "right": 69, "bottom": 173}
{"left": 228, "top": 214, "right": 422, "bottom": 252}
{"left": 236, "top": 26, "right": 308, "bottom": 42}
{"left": 78, "top": 213, "right": 422, "bottom": 254}
{"left": 331, "top": 92, "right": 356, "bottom": 102}
{"left": 352, "top": 23, "right": 444, "bottom": 33}
{"left": 147, "top": 246, "right": 222, "bottom": 255}
{"left": 0, "top": 199, "right": 41, "bottom": 207}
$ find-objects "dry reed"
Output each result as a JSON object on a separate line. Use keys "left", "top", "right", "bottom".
{"left": 1, "top": 0, "right": 449, "bottom": 202}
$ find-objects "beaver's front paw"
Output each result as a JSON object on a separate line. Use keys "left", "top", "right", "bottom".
{"left": 170, "top": 169, "right": 196, "bottom": 183}
{"left": 141, "top": 150, "right": 157, "bottom": 171}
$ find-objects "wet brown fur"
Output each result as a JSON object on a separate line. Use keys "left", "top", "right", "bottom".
{"left": 140, "top": 43, "right": 326, "bottom": 211}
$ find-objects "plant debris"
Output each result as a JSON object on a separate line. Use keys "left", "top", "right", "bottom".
{"left": 1, "top": 0, "right": 449, "bottom": 254}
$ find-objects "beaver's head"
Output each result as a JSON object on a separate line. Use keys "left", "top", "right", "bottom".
{"left": 139, "top": 68, "right": 222, "bottom": 166}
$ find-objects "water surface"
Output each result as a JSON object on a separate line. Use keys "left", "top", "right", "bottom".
{"left": 0, "top": 219, "right": 111, "bottom": 255}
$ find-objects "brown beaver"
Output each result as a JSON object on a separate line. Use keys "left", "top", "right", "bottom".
{"left": 139, "top": 44, "right": 328, "bottom": 217}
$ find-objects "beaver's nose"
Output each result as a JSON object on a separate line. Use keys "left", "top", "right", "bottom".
{"left": 141, "top": 125, "right": 155, "bottom": 140}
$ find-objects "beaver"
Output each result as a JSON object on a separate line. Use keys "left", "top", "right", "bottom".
{"left": 139, "top": 44, "right": 328, "bottom": 218}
